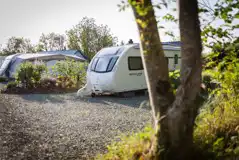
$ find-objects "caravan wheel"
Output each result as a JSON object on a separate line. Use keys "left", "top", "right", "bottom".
{"left": 91, "top": 93, "right": 96, "bottom": 97}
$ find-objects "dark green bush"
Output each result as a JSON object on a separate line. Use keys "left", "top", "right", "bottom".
{"left": 6, "top": 81, "right": 18, "bottom": 89}
{"left": 0, "top": 76, "right": 8, "bottom": 82}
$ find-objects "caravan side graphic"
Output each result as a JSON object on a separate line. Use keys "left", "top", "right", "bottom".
{"left": 77, "top": 43, "right": 181, "bottom": 97}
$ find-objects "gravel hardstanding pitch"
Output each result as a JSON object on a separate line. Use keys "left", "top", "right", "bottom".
{"left": 0, "top": 93, "right": 152, "bottom": 160}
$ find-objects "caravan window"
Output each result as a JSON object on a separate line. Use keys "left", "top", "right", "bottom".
{"left": 107, "top": 57, "right": 119, "bottom": 72}
{"left": 90, "top": 58, "right": 99, "bottom": 71}
{"left": 94, "top": 57, "right": 111, "bottom": 72}
{"left": 91, "top": 56, "right": 118, "bottom": 73}
{"left": 128, "top": 57, "right": 144, "bottom": 70}
{"left": 174, "top": 54, "right": 178, "bottom": 64}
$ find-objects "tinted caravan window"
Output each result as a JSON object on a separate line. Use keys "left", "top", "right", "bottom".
{"left": 90, "top": 58, "right": 99, "bottom": 71}
{"left": 94, "top": 57, "right": 112, "bottom": 72}
{"left": 128, "top": 57, "right": 143, "bottom": 70}
{"left": 107, "top": 57, "right": 119, "bottom": 72}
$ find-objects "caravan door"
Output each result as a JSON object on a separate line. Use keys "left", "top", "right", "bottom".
{"left": 127, "top": 56, "right": 146, "bottom": 91}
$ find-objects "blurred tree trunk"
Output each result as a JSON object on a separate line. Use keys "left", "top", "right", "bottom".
{"left": 130, "top": 0, "right": 202, "bottom": 159}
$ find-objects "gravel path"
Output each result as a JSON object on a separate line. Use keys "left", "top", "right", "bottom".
{"left": 0, "top": 93, "right": 152, "bottom": 160}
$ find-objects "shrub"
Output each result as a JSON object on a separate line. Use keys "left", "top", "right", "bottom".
{"left": 15, "top": 61, "right": 47, "bottom": 88}
{"left": 0, "top": 76, "right": 8, "bottom": 82}
{"left": 95, "top": 125, "right": 154, "bottom": 160}
{"left": 39, "top": 77, "right": 57, "bottom": 89}
{"left": 1, "top": 81, "right": 19, "bottom": 93}
{"left": 169, "top": 70, "right": 180, "bottom": 93}
{"left": 194, "top": 95, "right": 239, "bottom": 159}
{"left": 51, "top": 58, "right": 87, "bottom": 88}
{"left": 6, "top": 81, "right": 18, "bottom": 89}
{"left": 56, "top": 76, "right": 75, "bottom": 89}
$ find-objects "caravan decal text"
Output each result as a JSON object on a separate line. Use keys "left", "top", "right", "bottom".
{"left": 129, "top": 73, "right": 142, "bottom": 76}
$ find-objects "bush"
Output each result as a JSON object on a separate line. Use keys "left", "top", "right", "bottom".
{"left": 95, "top": 125, "right": 154, "bottom": 160}
{"left": 1, "top": 81, "right": 19, "bottom": 93}
{"left": 194, "top": 95, "right": 239, "bottom": 159}
{"left": 169, "top": 70, "right": 180, "bottom": 93}
{"left": 51, "top": 58, "right": 87, "bottom": 88}
{"left": 194, "top": 63, "right": 239, "bottom": 159}
{"left": 15, "top": 61, "right": 47, "bottom": 88}
{"left": 56, "top": 76, "right": 75, "bottom": 89}
{"left": 39, "top": 77, "right": 57, "bottom": 89}
{"left": 0, "top": 76, "right": 8, "bottom": 82}
{"left": 6, "top": 81, "right": 18, "bottom": 89}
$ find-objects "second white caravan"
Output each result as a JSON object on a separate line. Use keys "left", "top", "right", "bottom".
{"left": 77, "top": 43, "right": 181, "bottom": 97}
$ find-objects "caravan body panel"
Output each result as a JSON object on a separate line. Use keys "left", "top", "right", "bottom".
{"left": 112, "top": 47, "right": 147, "bottom": 92}
{"left": 77, "top": 43, "right": 181, "bottom": 97}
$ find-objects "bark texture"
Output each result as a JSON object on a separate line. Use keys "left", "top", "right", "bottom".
{"left": 130, "top": 2, "right": 175, "bottom": 156}
{"left": 130, "top": 0, "right": 202, "bottom": 159}
{"left": 164, "top": 0, "right": 202, "bottom": 159}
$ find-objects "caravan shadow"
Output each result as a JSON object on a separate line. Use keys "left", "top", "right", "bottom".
{"left": 75, "top": 94, "right": 150, "bottom": 109}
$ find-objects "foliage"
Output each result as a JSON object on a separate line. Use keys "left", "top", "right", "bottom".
{"left": 204, "top": 59, "right": 239, "bottom": 98}
{"left": 51, "top": 58, "right": 87, "bottom": 88}
{"left": 194, "top": 95, "right": 239, "bottom": 159}
{"left": 195, "top": 56, "right": 239, "bottom": 159}
{"left": 169, "top": 70, "right": 180, "bottom": 93}
{"left": 1, "top": 37, "right": 35, "bottom": 55}
{"left": 39, "top": 77, "right": 57, "bottom": 89}
{"left": 56, "top": 76, "right": 76, "bottom": 89}
{"left": 36, "top": 33, "right": 66, "bottom": 52}
{"left": 200, "top": 0, "right": 239, "bottom": 66}
{"left": 5, "top": 81, "right": 18, "bottom": 89}
{"left": 95, "top": 125, "right": 154, "bottom": 160}
{"left": 0, "top": 76, "right": 8, "bottom": 82}
{"left": 66, "top": 17, "right": 118, "bottom": 60}
{"left": 15, "top": 61, "right": 47, "bottom": 88}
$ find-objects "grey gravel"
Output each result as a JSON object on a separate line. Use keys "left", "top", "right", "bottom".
{"left": 0, "top": 93, "right": 152, "bottom": 160}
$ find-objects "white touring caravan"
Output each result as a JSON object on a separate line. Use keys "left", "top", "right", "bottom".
{"left": 77, "top": 43, "right": 181, "bottom": 97}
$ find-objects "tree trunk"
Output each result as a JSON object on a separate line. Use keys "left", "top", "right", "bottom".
{"left": 130, "top": 0, "right": 175, "bottom": 151}
{"left": 164, "top": 0, "right": 202, "bottom": 159}
{"left": 130, "top": 0, "right": 202, "bottom": 159}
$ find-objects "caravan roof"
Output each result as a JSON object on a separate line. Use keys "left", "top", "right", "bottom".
{"left": 39, "top": 50, "right": 88, "bottom": 61}
{"left": 14, "top": 53, "right": 85, "bottom": 61}
{"left": 95, "top": 42, "right": 181, "bottom": 58}
{"left": 133, "top": 43, "right": 181, "bottom": 51}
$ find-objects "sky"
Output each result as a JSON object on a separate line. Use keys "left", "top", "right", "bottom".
{"left": 0, "top": 0, "right": 224, "bottom": 47}
{"left": 0, "top": 0, "right": 141, "bottom": 46}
